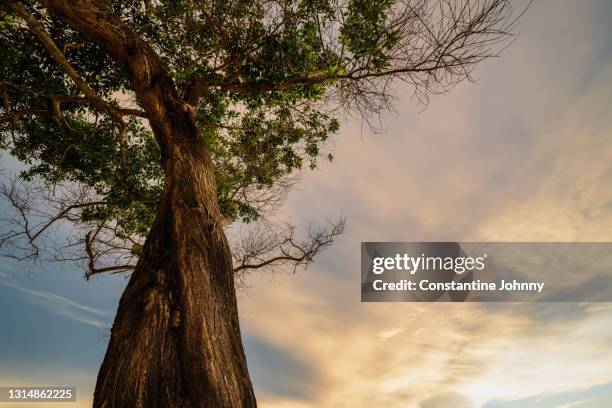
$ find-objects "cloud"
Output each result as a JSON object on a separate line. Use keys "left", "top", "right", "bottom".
{"left": 484, "top": 380, "right": 612, "bottom": 408}
{"left": 242, "top": 272, "right": 529, "bottom": 407}
{"left": 471, "top": 62, "right": 612, "bottom": 242}
{"left": 0, "top": 1, "right": 611, "bottom": 407}
{"left": 0, "top": 271, "right": 113, "bottom": 329}
{"left": 420, "top": 392, "right": 474, "bottom": 408}
{"left": 241, "top": 266, "right": 612, "bottom": 407}
{"left": 235, "top": 3, "right": 612, "bottom": 406}
{"left": 243, "top": 334, "right": 318, "bottom": 400}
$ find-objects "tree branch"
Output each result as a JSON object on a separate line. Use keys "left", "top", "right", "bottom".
{"left": 0, "top": 80, "right": 148, "bottom": 122}
{"left": 84, "top": 229, "right": 135, "bottom": 280}
{"left": 8, "top": 2, "right": 132, "bottom": 123}
{"left": 35, "top": 0, "right": 185, "bottom": 153}
{"left": 231, "top": 218, "right": 346, "bottom": 280}
{"left": 0, "top": 176, "right": 141, "bottom": 278}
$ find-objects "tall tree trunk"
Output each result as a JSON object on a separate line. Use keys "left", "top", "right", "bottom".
{"left": 93, "top": 124, "right": 257, "bottom": 407}
{"left": 27, "top": 3, "right": 257, "bottom": 405}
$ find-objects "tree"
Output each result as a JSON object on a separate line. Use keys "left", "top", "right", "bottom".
{"left": 0, "top": 0, "right": 524, "bottom": 406}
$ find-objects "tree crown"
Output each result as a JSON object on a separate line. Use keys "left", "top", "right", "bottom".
{"left": 0, "top": 0, "right": 521, "bottom": 276}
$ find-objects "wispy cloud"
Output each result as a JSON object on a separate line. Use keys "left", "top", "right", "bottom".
{"left": 236, "top": 1, "right": 612, "bottom": 406}
{"left": 1, "top": 1, "right": 612, "bottom": 406}
{"left": 0, "top": 271, "right": 113, "bottom": 329}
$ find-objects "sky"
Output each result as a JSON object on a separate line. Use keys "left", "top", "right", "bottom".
{"left": 2, "top": 0, "right": 612, "bottom": 407}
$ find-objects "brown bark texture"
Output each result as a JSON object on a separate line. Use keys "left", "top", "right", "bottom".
{"left": 32, "top": 1, "right": 258, "bottom": 406}
{"left": 94, "top": 133, "right": 257, "bottom": 408}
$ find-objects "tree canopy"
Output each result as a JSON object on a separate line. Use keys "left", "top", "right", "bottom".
{"left": 0, "top": 0, "right": 521, "bottom": 277}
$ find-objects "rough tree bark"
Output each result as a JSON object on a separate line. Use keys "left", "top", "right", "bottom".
{"left": 33, "top": 0, "right": 258, "bottom": 406}
{"left": 94, "top": 122, "right": 257, "bottom": 407}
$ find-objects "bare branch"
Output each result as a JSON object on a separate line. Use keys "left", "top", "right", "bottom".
{"left": 83, "top": 228, "right": 136, "bottom": 280}
{"left": 0, "top": 174, "right": 342, "bottom": 283}
{"left": 0, "top": 175, "right": 139, "bottom": 278}
{"left": 186, "top": 0, "right": 524, "bottom": 126}
{"left": 231, "top": 218, "right": 346, "bottom": 285}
